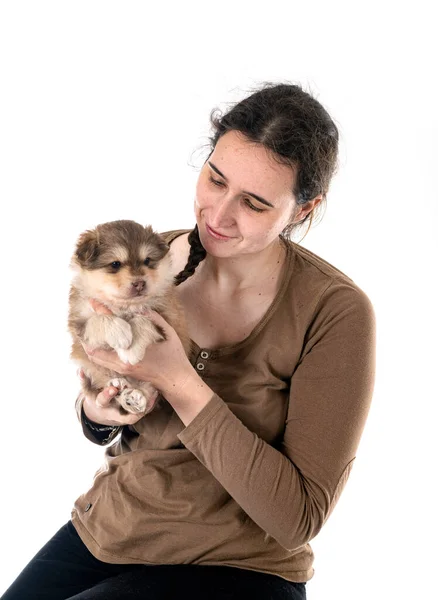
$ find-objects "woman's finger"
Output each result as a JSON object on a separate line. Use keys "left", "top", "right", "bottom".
{"left": 96, "top": 386, "right": 119, "bottom": 407}
{"left": 143, "top": 309, "right": 163, "bottom": 322}
{"left": 90, "top": 298, "right": 113, "bottom": 314}
{"left": 143, "top": 310, "right": 171, "bottom": 336}
{"left": 84, "top": 348, "right": 128, "bottom": 375}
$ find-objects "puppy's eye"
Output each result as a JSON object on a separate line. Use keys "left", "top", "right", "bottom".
{"left": 111, "top": 261, "right": 121, "bottom": 269}
{"left": 144, "top": 258, "right": 150, "bottom": 266}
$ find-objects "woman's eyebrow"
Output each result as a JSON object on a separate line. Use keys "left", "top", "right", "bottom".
{"left": 208, "top": 161, "right": 275, "bottom": 208}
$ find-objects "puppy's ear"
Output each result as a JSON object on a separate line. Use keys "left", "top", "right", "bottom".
{"left": 144, "top": 225, "right": 170, "bottom": 256}
{"left": 75, "top": 229, "right": 99, "bottom": 266}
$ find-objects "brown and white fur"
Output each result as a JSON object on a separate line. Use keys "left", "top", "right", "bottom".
{"left": 68, "top": 220, "right": 192, "bottom": 416}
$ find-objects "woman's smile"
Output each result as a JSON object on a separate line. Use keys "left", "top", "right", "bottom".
{"left": 206, "top": 223, "right": 233, "bottom": 240}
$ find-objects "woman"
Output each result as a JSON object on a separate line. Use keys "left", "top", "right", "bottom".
{"left": 2, "top": 82, "right": 376, "bottom": 599}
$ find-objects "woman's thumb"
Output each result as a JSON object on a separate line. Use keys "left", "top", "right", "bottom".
{"left": 97, "top": 387, "right": 118, "bottom": 407}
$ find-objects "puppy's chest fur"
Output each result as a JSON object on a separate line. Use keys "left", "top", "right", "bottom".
{"left": 69, "top": 285, "right": 170, "bottom": 334}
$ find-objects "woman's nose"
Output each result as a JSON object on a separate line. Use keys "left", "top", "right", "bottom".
{"left": 209, "top": 193, "right": 236, "bottom": 225}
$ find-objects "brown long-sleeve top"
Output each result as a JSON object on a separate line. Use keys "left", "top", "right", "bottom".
{"left": 71, "top": 228, "right": 376, "bottom": 583}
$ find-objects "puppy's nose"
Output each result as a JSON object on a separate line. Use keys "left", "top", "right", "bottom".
{"left": 131, "top": 280, "right": 146, "bottom": 293}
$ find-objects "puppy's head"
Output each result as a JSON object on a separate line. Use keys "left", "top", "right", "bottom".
{"left": 71, "top": 220, "right": 173, "bottom": 307}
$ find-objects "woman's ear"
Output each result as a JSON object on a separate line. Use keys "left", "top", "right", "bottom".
{"left": 75, "top": 229, "right": 100, "bottom": 266}
{"left": 294, "top": 195, "right": 323, "bottom": 223}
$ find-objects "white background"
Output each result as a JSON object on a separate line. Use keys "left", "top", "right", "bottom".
{"left": 0, "top": 1, "right": 436, "bottom": 598}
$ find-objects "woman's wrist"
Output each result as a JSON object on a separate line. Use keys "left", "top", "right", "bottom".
{"left": 160, "top": 371, "right": 216, "bottom": 427}
{"left": 80, "top": 404, "right": 121, "bottom": 432}
{"left": 80, "top": 404, "right": 122, "bottom": 445}
{"left": 75, "top": 387, "right": 123, "bottom": 446}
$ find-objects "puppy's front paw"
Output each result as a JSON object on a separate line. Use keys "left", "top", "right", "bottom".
{"left": 118, "top": 389, "right": 147, "bottom": 414}
{"left": 107, "top": 318, "right": 133, "bottom": 350}
{"left": 116, "top": 346, "right": 145, "bottom": 365}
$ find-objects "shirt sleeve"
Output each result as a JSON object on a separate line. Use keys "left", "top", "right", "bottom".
{"left": 177, "top": 280, "right": 376, "bottom": 551}
{"left": 75, "top": 393, "right": 123, "bottom": 446}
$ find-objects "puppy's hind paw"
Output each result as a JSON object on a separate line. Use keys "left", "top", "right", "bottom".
{"left": 107, "top": 378, "right": 130, "bottom": 392}
{"left": 118, "top": 389, "right": 147, "bottom": 414}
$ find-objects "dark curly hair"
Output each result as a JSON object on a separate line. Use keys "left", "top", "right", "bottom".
{"left": 174, "top": 82, "right": 339, "bottom": 286}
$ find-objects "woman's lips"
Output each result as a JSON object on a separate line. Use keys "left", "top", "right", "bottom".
{"left": 206, "top": 224, "right": 231, "bottom": 240}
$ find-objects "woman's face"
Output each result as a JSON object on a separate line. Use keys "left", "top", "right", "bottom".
{"left": 194, "top": 130, "right": 304, "bottom": 257}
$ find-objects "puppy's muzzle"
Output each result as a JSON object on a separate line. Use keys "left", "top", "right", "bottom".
{"left": 131, "top": 280, "right": 146, "bottom": 295}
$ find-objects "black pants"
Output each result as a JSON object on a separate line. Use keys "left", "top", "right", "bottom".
{"left": 1, "top": 521, "right": 307, "bottom": 599}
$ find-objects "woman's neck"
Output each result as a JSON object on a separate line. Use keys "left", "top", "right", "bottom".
{"left": 196, "top": 238, "right": 286, "bottom": 295}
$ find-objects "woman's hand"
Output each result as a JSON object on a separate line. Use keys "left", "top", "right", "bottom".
{"left": 78, "top": 369, "right": 147, "bottom": 426}
{"left": 83, "top": 299, "right": 195, "bottom": 402}
{"left": 83, "top": 299, "right": 214, "bottom": 426}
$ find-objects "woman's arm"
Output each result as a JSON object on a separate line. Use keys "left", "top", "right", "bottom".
{"left": 175, "top": 281, "right": 376, "bottom": 551}
{"left": 75, "top": 393, "right": 123, "bottom": 446}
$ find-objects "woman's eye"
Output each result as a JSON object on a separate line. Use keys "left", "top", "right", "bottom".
{"left": 209, "top": 175, "right": 264, "bottom": 213}
{"left": 209, "top": 176, "right": 224, "bottom": 187}
{"left": 111, "top": 261, "right": 121, "bottom": 269}
{"left": 244, "top": 200, "right": 264, "bottom": 213}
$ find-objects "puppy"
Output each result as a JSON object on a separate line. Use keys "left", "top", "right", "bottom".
{"left": 68, "top": 220, "right": 191, "bottom": 416}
